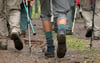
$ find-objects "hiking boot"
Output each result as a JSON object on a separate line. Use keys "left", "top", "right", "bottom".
{"left": 57, "top": 28, "right": 67, "bottom": 58}
{"left": 0, "top": 39, "right": 8, "bottom": 50}
{"left": 45, "top": 46, "right": 55, "bottom": 58}
{"left": 85, "top": 28, "right": 92, "bottom": 37}
{"left": 11, "top": 29, "right": 23, "bottom": 50}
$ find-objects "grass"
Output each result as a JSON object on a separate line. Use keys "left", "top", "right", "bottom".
{"left": 66, "top": 35, "right": 100, "bottom": 58}
{"left": 67, "top": 35, "right": 89, "bottom": 51}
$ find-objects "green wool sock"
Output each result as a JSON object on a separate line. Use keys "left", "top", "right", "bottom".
{"left": 45, "top": 31, "right": 54, "bottom": 46}
{"left": 58, "top": 24, "right": 66, "bottom": 29}
{"left": 45, "top": 31, "right": 52, "bottom": 38}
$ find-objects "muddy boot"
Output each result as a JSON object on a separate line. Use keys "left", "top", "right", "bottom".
{"left": 11, "top": 29, "right": 23, "bottom": 50}
{"left": 57, "top": 25, "right": 67, "bottom": 58}
{"left": 0, "top": 39, "right": 8, "bottom": 50}
{"left": 85, "top": 28, "right": 92, "bottom": 37}
{"left": 45, "top": 45, "right": 55, "bottom": 58}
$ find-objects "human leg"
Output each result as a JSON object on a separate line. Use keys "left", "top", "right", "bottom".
{"left": 7, "top": 0, "right": 23, "bottom": 50}
{"left": 0, "top": 0, "right": 8, "bottom": 50}
{"left": 40, "top": 0, "right": 54, "bottom": 57}
{"left": 53, "top": 0, "right": 70, "bottom": 58}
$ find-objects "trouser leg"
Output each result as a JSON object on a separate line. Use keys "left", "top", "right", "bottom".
{"left": 7, "top": 0, "right": 21, "bottom": 33}
{"left": 94, "top": 13, "right": 100, "bottom": 36}
{"left": 20, "top": 2, "right": 28, "bottom": 31}
{"left": 0, "top": 0, "right": 8, "bottom": 39}
{"left": 66, "top": 9, "right": 73, "bottom": 31}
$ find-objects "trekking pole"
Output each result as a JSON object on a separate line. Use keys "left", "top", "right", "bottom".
{"left": 23, "top": 0, "right": 36, "bottom": 35}
{"left": 72, "top": 0, "right": 78, "bottom": 33}
{"left": 23, "top": 0, "right": 36, "bottom": 52}
{"left": 90, "top": 0, "right": 96, "bottom": 49}
{"left": 25, "top": 0, "right": 31, "bottom": 52}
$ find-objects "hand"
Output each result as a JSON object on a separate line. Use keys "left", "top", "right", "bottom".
{"left": 30, "top": 0, "right": 34, "bottom": 7}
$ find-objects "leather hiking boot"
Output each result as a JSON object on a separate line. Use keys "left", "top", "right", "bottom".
{"left": 45, "top": 46, "right": 55, "bottom": 58}
{"left": 57, "top": 28, "right": 67, "bottom": 58}
{"left": 11, "top": 29, "right": 23, "bottom": 50}
{"left": 86, "top": 28, "right": 92, "bottom": 37}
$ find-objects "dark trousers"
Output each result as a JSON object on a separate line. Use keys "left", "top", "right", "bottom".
{"left": 20, "top": 2, "right": 32, "bottom": 31}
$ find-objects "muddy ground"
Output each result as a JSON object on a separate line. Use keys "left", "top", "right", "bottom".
{"left": 0, "top": 18, "right": 100, "bottom": 63}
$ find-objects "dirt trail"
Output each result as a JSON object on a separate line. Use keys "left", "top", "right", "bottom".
{"left": 0, "top": 18, "right": 100, "bottom": 63}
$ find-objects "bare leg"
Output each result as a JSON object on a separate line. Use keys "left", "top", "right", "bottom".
{"left": 42, "top": 21, "right": 52, "bottom": 32}
{"left": 57, "top": 19, "right": 67, "bottom": 26}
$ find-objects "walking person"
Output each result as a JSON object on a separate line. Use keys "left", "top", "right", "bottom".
{"left": 40, "top": 0, "right": 70, "bottom": 58}
{"left": 0, "top": 0, "right": 23, "bottom": 50}
{"left": 81, "top": 0, "right": 100, "bottom": 40}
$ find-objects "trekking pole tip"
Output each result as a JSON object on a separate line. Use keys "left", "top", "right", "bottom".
{"left": 33, "top": 33, "right": 36, "bottom": 35}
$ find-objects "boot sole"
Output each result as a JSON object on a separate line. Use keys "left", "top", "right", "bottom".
{"left": 57, "top": 34, "right": 66, "bottom": 58}
{"left": 11, "top": 33, "right": 23, "bottom": 50}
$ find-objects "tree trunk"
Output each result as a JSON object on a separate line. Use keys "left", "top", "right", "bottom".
{"left": 35, "top": 0, "right": 38, "bottom": 13}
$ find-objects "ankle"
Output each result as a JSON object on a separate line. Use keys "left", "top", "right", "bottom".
{"left": 46, "top": 45, "right": 55, "bottom": 52}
